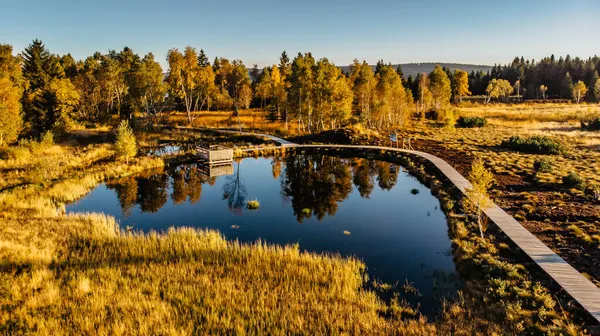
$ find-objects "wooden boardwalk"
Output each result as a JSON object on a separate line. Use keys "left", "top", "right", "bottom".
{"left": 232, "top": 131, "right": 600, "bottom": 323}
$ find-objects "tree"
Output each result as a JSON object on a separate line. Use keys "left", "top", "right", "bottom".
{"left": 428, "top": 65, "right": 452, "bottom": 110}
{"left": 115, "top": 120, "right": 137, "bottom": 163}
{"left": 312, "top": 58, "right": 353, "bottom": 130}
{"left": 239, "top": 83, "right": 252, "bottom": 109}
{"left": 166, "top": 47, "right": 208, "bottom": 124}
{"left": 485, "top": 79, "right": 513, "bottom": 103}
{"left": 132, "top": 53, "right": 167, "bottom": 116}
{"left": 572, "top": 81, "right": 588, "bottom": 103}
{"left": 453, "top": 69, "right": 471, "bottom": 102}
{"left": 395, "top": 65, "right": 405, "bottom": 85}
{"left": 47, "top": 78, "right": 80, "bottom": 128}
{"left": 587, "top": 71, "right": 600, "bottom": 103}
{"left": 21, "top": 40, "right": 66, "bottom": 133}
{"left": 0, "top": 44, "right": 24, "bottom": 85}
{"left": 373, "top": 64, "right": 413, "bottom": 129}
{"left": 21, "top": 40, "right": 63, "bottom": 91}
{"left": 0, "top": 45, "right": 23, "bottom": 146}
{"left": 540, "top": 84, "right": 548, "bottom": 99}
{"left": 278, "top": 51, "right": 291, "bottom": 127}
{"left": 197, "top": 49, "right": 209, "bottom": 67}
{"left": 228, "top": 60, "right": 252, "bottom": 110}
{"left": 463, "top": 158, "right": 494, "bottom": 238}
{"left": 288, "top": 52, "right": 316, "bottom": 132}
{"left": 0, "top": 77, "right": 22, "bottom": 146}
{"left": 561, "top": 72, "right": 573, "bottom": 99}
{"left": 349, "top": 60, "right": 376, "bottom": 126}
{"left": 415, "top": 73, "right": 433, "bottom": 119}
{"left": 254, "top": 67, "right": 272, "bottom": 109}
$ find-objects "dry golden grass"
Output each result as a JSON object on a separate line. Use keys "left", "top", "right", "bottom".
{"left": 168, "top": 109, "right": 292, "bottom": 135}
{"left": 458, "top": 102, "right": 600, "bottom": 124}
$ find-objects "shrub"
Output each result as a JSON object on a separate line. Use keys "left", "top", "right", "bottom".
{"left": 115, "top": 120, "right": 137, "bottom": 163}
{"left": 562, "top": 172, "right": 586, "bottom": 190}
{"left": 246, "top": 199, "right": 260, "bottom": 210}
{"left": 533, "top": 159, "right": 552, "bottom": 173}
{"left": 456, "top": 116, "right": 487, "bottom": 128}
{"left": 500, "top": 135, "right": 565, "bottom": 155}
{"left": 581, "top": 118, "right": 600, "bottom": 131}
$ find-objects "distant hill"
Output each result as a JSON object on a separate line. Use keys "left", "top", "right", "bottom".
{"left": 338, "top": 63, "right": 493, "bottom": 77}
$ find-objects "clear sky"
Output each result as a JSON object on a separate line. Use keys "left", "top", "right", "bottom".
{"left": 1, "top": 0, "right": 598, "bottom": 69}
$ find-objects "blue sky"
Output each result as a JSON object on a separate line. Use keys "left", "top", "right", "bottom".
{"left": 1, "top": 0, "right": 598, "bottom": 69}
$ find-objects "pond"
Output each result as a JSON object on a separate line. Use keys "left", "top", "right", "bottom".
{"left": 67, "top": 154, "right": 460, "bottom": 315}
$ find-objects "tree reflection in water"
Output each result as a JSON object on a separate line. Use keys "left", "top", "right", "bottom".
{"left": 108, "top": 177, "right": 138, "bottom": 216}
{"left": 107, "top": 155, "right": 399, "bottom": 219}
{"left": 108, "top": 165, "right": 214, "bottom": 215}
{"left": 282, "top": 155, "right": 399, "bottom": 222}
{"left": 222, "top": 162, "right": 247, "bottom": 215}
{"left": 171, "top": 165, "right": 213, "bottom": 204}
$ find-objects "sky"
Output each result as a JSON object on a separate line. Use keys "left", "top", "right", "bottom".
{"left": 1, "top": 0, "right": 599, "bottom": 69}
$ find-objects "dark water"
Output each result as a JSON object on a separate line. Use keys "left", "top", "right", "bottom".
{"left": 67, "top": 155, "right": 459, "bottom": 314}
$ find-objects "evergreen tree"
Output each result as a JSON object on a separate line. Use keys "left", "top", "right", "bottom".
{"left": 250, "top": 64, "right": 261, "bottom": 84}
{"left": 587, "top": 71, "right": 600, "bottom": 103}
{"left": 406, "top": 74, "right": 414, "bottom": 92}
{"left": 22, "top": 40, "right": 63, "bottom": 91}
{"left": 561, "top": 72, "right": 573, "bottom": 99}
{"left": 21, "top": 40, "right": 66, "bottom": 134}
{"left": 395, "top": 65, "right": 405, "bottom": 85}
{"left": 374, "top": 60, "right": 385, "bottom": 75}
{"left": 197, "top": 49, "right": 209, "bottom": 67}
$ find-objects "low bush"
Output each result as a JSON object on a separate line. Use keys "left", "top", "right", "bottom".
{"left": 581, "top": 118, "right": 600, "bottom": 131}
{"left": 456, "top": 116, "right": 487, "bottom": 128}
{"left": 533, "top": 158, "right": 552, "bottom": 173}
{"left": 562, "top": 172, "right": 586, "bottom": 190}
{"left": 500, "top": 135, "right": 565, "bottom": 155}
{"left": 246, "top": 199, "right": 260, "bottom": 209}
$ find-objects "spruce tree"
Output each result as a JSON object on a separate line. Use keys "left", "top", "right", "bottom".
{"left": 587, "top": 71, "right": 600, "bottom": 103}
{"left": 395, "top": 65, "right": 405, "bottom": 85}
{"left": 561, "top": 72, "right": 573, "bottom": 99}
{"left": 197, "top": 49, "right": 209, "bottom": 67}
{"left": 21, "top": 40, "right": 65, "bottom": 134}
{"left": 374, "top": 60, "right": 385, "bottom": 76}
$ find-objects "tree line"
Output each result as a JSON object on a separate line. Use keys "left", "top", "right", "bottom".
{"left": 1, "top": 40, "right": 599, "bottom": 145}
{"left": 467, "top": 55, "right": 600, "bottom": 101}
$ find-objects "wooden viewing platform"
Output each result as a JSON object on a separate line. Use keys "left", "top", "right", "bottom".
{"left": 196, "top": 145, "right": 233, "bottom": 165}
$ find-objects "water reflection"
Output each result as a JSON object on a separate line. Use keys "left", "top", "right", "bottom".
{"left": 105, "top": 155, "right": 403, "bottom": 220}
{"left": 282, "top": 155, "right": 400, "bottom": 222}
{"left": 222, "top": 163, "right": 247, "bottom": 214}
